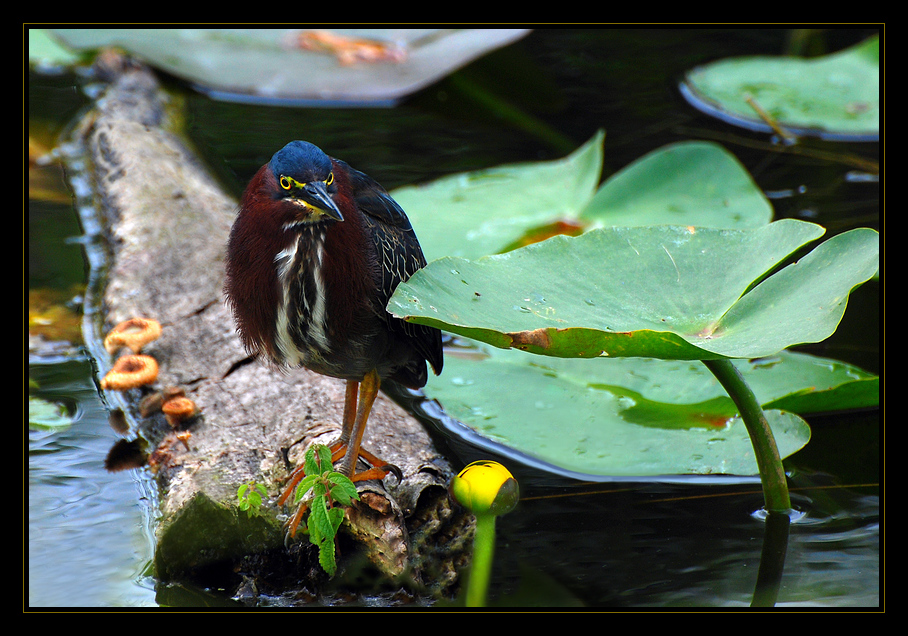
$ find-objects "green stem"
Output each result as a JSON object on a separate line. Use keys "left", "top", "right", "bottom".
{"left": 702, "top": 359, "right": 791, "bottom": 513}
{"left": 466, "top": 514, "right": 496, "bottom": 607}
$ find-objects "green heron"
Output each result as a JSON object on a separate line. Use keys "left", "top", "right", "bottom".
{"left": 225, "top": 141, "right": 443, "bottom": 531}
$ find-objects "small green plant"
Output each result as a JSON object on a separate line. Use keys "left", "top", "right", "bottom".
{"left": 237, "top": 481, "right": 268, "bottom": 515}
{"left": 293, "top": 444, "right": 360, "bottom": 577}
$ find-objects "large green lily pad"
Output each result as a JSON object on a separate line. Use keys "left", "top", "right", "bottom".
{"left": 428, "top": 345, "right": 829, "bottom": 476}
{"left": 394, "top": 133, "right": 774, "bottom": 262}
{"left": 393, "top": 130, "right": 605, "bottom": 261}
{"left": 681, "top": 35, "right": 879, "bottom": 140}
{"left": 390, "top": 220, "right": 879, "bottom": 360}
{"left": 581, "top": 141, "right": 773, "bottom": 229}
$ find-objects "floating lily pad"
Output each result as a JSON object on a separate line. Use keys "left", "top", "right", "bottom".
{"left": 394, "top": 130, "right": 604, "bottom": 260}
{"left": 681, "top": 35, "right": 879, "bottom": 140}
{"left": 391, "top": 221, "right": 879, "bottom": 361}
{"left": 394, "top": 133, "right": 774, "bottom": 262}
{"left": 581, "top": 141, "right": 773, "bottom": 228}
{"left": 29, "top": 396, "right": 74, "bottom": 431}
{"left": 428, "top": 345, "right": 821, "bottom": 477}
{"left": 28, "top": 28, "right": 82, "bottom": 68}
{"left": 47, "top": 28, "right": 530, "bottom": 105}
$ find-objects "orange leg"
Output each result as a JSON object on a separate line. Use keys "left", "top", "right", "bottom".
{"left": 279, "top": 369, "right": 399, "bottom": 537}
{"left": 328, "top": 370, "right": 401, "bottom": 481}
{"left": 336, "top": 369, "right": 383, "bottom": 479}
{"left": 286, "top": 500, "right": 309, "bottom": 538}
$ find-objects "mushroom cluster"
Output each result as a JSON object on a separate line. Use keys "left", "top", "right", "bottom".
{"left": 100, "top": 317, "right": 200, "bottom": 472}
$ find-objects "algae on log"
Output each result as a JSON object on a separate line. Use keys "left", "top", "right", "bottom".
{"left": 75, "top": 54, "right": 469, "bottom": 597}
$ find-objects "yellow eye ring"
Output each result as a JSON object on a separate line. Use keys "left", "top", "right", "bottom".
{"left": 326, "top": 172, "right": 334, "bottom": 186}
{"left": 280, "top": 176, "right": 293, "bottom": 190}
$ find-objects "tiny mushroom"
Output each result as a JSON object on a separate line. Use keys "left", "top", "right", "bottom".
{"left": 161, "top": 396, "right": 199, "bottom": 427}
{"left": 104, "top": 318, "right": 162, "bottom": 354}
{"left": 100, "top": 354, "right": 159, "bottom": 391}
{"left": 139, "top": 386, "right": 186, "bottom": 417}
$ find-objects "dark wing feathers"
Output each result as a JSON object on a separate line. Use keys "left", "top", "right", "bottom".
{"left": 342, "top": 161, "right": 443, "bottom": 376}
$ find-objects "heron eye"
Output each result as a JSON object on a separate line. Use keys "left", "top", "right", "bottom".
{"left": 280, "top": 176, "right": 293, "bottom": 190}
{"left": 326, "top": 172, "right": 334, "bottom": 186}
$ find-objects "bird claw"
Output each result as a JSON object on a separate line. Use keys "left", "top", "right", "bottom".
{"left": 379, "top": 462, "right": 403, "bottom": 483}
{"left": 349, "top": 461, "right": 402, "bottom": 484}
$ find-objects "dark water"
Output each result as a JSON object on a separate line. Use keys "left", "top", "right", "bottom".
{"left": 28, "top": 28, "right": 879, "bottom": 607}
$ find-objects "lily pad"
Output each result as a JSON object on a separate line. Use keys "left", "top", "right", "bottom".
{"left": 390, "top": 220, "right": 879, "bottom": 360}
{"left": 680, "top": 35, "right": 879, "bottom": 140}
{"left": 394, "top": 133, "right": 774, "bottom": 262}
{"left": 48, "top": 28, "right": 530, "bottom": 105}
{"left": 581, "top": 141, "right": 773, "bottom": 228}
{"left": 428, "top": 345, "right": 816, "bottom": 477}
{"left": 29, "top": 396, "right": 74, "bottom": 431}
{"left": 28, "top": 28, "right": 82, "bottom": 68}
{"left": 393, "top": 130, "right": 605, "bottom": 261}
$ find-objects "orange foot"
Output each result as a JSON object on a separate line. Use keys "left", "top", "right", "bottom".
{"left": 277, "top": 443, "right": 401, "bottom": 538}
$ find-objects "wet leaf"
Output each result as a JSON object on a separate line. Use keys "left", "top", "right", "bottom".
{"left": 681, "top": 35, "right": 879, "bottom": 140}
{"left": 427, "top": 345, "right": 872, "bottom": 477}
{"left": 426, "top": 351, "right": 810, "bottom": 478}
{"left": 395, "top": 134, "right": 775, "bottom": 261}
{"left": 29, "top": 396, "right": 73, "bottom": 431}
{"left": 581, "top": 141, "right": 772, "bottom": 228}
{"left": 392, "top": 221, "right": 878, "bottom": 360}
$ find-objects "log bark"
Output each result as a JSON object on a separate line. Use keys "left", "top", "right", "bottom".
{"left": 75, "top": 53, "right": 470, "bottom": 599}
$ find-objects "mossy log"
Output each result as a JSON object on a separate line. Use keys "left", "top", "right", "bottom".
{"left": 74, "top": 52, "right": 470, "bottom": 599}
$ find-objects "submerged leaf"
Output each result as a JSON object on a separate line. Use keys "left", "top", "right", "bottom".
{"left": 28, "top": 396, "right": 74, "bottom": 430}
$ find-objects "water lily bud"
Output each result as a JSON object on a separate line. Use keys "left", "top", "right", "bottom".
{"left": 450, "top": 460, "right": 519, "bottom": 516}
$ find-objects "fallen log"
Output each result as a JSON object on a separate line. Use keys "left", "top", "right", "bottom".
{"left": 72, "top": 52, "right": 470, "bottom": 601}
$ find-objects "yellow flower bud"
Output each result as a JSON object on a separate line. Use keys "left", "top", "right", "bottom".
{"left": 450, "top": 460, "right": 519, "bottom": 516}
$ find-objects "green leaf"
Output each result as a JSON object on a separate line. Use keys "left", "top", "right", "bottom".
{"left": 303, "top": 444, "right": 333, "bottom": 475}
{"left": 28, "top": 396, "right": 74, "bottom": 430}
{"left": 326, "top": 506, "right": 345, "bottom": 534}
{"left": 28, "top": 29, "right": 82, "bottom": 67}
{"left": 317, "top": 539, "right": 338, "bottom": 577}
{"left": 392, "top": 221, "right": 877, "bottom": 360}
{"left": 394, "top": 135, "right": 775, "bottom": 263}
{"left": 582, "top": 142, "right": 772, "bottom": 229}
{"left": 237, "top": 482, "right": 267, "bottom": 512}
{"left": 682, "top": 35, "right": 879, "bottom": 140}
{"left": 294, "top": 474, "right": 320, "bottom": 502}
{"left": 308, "top": 503, "right": 337, "bottom": 576}
{"left": 393, "top": 131, "right": 604, "bottom": 261}
{"left": 326, "top": 473, "right": 360, "bottom": 507}
{"left": 425, "top": 345, "right": 872, "bottom": 477}
{"left": 307, "top": 493, "right": 343, "bottom": 576}
{"left": 308, "top": 495, "right": 334, "bottom": 543}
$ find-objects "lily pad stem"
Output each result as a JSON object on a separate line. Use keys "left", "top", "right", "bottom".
{"left": 702, "top": 359, "right": 792, "bottom": 513}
